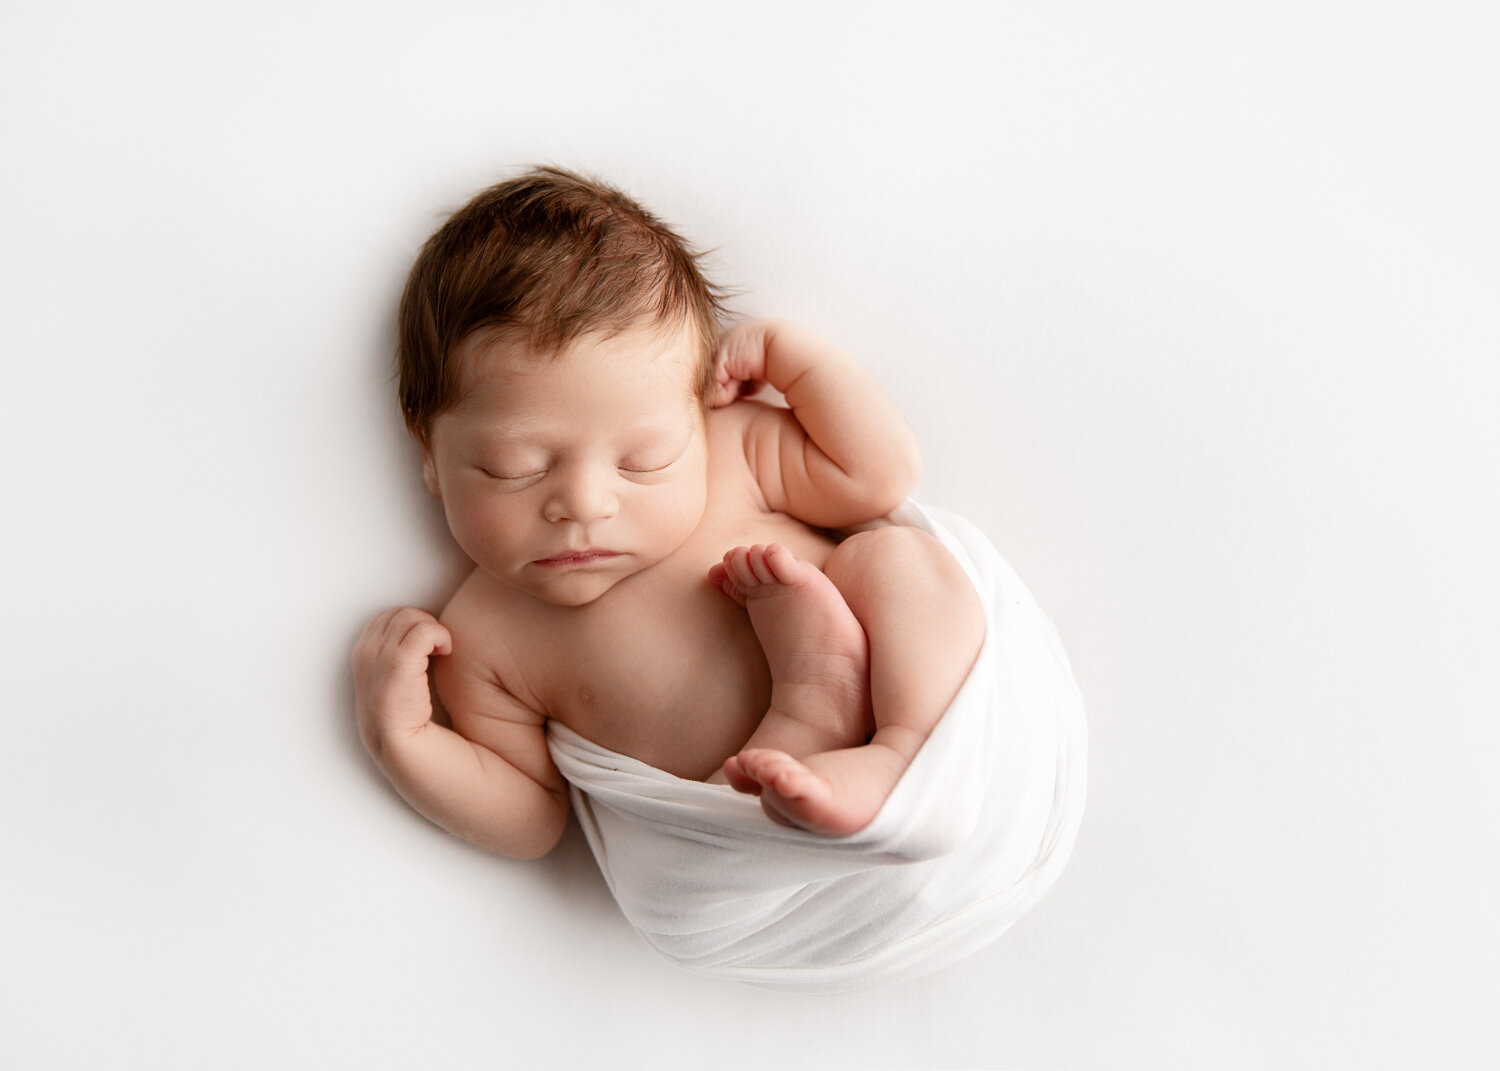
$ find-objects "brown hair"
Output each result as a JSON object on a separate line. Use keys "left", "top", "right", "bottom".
{"left": 397, "top": 166, "right": 729, "bottom": 442}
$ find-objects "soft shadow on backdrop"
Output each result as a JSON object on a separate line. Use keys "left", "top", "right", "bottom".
{"left": 3, "top": 2, "right": 1496, "bottom": 1068}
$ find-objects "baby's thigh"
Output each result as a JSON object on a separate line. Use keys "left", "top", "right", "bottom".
{"left": 823, "top": 526, "right": 985, "bottom": 732}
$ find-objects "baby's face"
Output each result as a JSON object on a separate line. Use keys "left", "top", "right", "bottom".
{"left": 422, "top": 319, "right": 709, "bottom": 607}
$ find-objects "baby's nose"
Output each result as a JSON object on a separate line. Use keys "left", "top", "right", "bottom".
{"left": 543, "top": 468, "right": 619, "bottom": 524}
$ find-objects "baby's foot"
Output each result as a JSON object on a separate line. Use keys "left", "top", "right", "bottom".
{"left": 708, "top": 544, "right": 873, "bottom": 759}
{"left": 722, "top": 746, "right": 904, "bottom": 836}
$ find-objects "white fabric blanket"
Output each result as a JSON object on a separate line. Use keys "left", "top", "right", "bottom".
{"left": 547, "top": 503, "right": 1087, "bottom": 992}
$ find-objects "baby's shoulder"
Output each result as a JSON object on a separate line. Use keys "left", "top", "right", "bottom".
{"left": 704, "top": 399, "right": 786, "bottom": 485}
{"left": 436, "top": 569, "right": 542, "bottom": 699}
{"left": 704, "top": 400, "right": 755, "bottom": 449}
{"left": 440, "top": 567, "right": 539, "bottom": 648}
{"left": 703, "top": 404, "right": 772, "bottom": 513}
{"left": 705, "top": 396, "right": 785, "bottom": 435}
{"left": 440, "top": 566, "right": 501, "bottom": 624}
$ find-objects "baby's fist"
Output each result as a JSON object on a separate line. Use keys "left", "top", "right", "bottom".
{"left": 708, "top": 320, "right": 772, "bottom": 408}
{"left": 351, "top": 607, "right": 452, "bottom": 747}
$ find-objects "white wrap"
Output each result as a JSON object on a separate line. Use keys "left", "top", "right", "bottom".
{"left": 547, "top": 504, "right": 1087, "bottom": 991}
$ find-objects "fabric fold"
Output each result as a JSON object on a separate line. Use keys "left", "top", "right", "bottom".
{"left": 548, "top": 503, "right": 1087, "bottom": 992}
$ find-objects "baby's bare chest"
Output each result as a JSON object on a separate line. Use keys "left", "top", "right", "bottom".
{"left": 522, "top": 512, "right": 838, "bottom": 780}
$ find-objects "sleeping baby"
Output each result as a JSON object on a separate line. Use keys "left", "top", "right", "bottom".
{"left": 353, "top": 167, "right": 1087, "bottom": 989}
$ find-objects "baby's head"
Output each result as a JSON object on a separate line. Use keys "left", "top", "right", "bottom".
{"left": 397, "top": 166, "right": 726, "bottom": 446}
{"left": 397, "top": 168, "right": 729, "bottom": 606}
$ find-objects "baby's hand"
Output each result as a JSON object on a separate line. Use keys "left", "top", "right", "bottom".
{"left": 351, "top": 607, "right": 453, "bottom": 748}
{"left": 708, "top": 320, "right": 772, "bottom": 408}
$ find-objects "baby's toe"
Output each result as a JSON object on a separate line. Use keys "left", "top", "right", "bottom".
{"left": 762, "top": 543, "right": 813, "bottom": 585}
{"left": 721, "top": 755, "right": 763, "bottom": 795}
{"left": 740, "top": 749, "right": 807, "bottom": 796}
{"left": 726, "top": 547, "right": 762, "bottom": 589}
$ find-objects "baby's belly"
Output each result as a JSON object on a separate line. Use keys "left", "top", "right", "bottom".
{"left": 542, "top": 516, "right": 838, "bottom": 780}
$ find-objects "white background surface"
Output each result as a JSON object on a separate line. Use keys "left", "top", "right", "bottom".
{"left": 4, "top": 2, "right": 1496, "bottom": 1067}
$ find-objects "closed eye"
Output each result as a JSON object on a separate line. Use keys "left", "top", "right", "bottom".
{"left": 479, "top": 467, "right": 545, "bottom": 481}
{"left": 618, "top": 438, "right": 687, "bottom": 471}
{"left": 619, "top": 459, "right": 676, "bottom": 474}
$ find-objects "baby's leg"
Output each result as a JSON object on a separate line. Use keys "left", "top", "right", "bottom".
{"left": 719, "top": 528, "right": 986, "bottom": 835}
{"left": 707, "top": 544, "right": 874, "bottom": 770}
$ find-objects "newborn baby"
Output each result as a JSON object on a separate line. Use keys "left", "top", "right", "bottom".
{"left": 353, "top": 168, "right": 1086, "bottom": 989}
{"left": 353, "top": 166, "right": 984, "bottom": 853}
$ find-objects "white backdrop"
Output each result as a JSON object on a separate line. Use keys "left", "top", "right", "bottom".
{"left": 4, "top": 2, "right": 1496, "bottom": 1067}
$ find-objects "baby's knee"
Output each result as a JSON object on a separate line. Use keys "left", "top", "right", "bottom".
{"left": 834, "top": 525, "right": 924, "bottom": 573}
{"left": 827, "top": 527, "right": 983, "bottom": 631}
{"left": 829, "top": 525, "right": 949, "bottom": 582}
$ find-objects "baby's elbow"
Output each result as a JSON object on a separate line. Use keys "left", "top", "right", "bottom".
{"left": 896, "top": 440, "right": 922, "bottom": 497}
{"left": 508, "top": 837, "right": 560, "bottom": 861}
{"left": 507, "top": 791, "right": 570, "bottom": 860}
{"left": 874, "top": 441, "right": 921, "bottom": 512}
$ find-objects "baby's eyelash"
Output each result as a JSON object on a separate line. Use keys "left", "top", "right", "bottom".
{"left": 481, "top": 467, "right": 544, "bottom": 481}
{"left": 620, "top": 458, "right": 675, "bottom": 474}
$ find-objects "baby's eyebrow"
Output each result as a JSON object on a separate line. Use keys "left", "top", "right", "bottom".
{"left": 471, "top": 417, "right": 554, "bottom": 444}
{"left": 621, "top": 419, "right": 688, "bottom": 439}
{"left": 469, "top": 418, "right": 687, "bottom": 450}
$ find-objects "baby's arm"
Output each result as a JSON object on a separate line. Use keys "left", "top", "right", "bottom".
{"left": 712, "top": 320, "right": 921, "bottom": 528}
{"left": 352, "top": 607, "right": 568, "bottom": 860}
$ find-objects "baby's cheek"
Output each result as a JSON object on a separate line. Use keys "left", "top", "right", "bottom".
{"left": 664, "top": 478, "right": 710, "bottom": 539}
{"left": 450, "top": 499, "right": 516, "bottom": 560}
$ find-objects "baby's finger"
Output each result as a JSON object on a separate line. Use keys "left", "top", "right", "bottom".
{"left": 747, "top": 545, "right": 776, "bottom": 584}
{"left": 352, "top": 607, "right": 404, "bottom": 667}
{"left": 396, "top": 615, "right": 453, "bottom": 659}
{"left": 370, "top": 607, "right": 448, "bottom": 660}
{"left": 707, "top": 376, "right": 742, "bottom": 409}
{"left": 360, "top": 606, "right": 401, "bottom": 639}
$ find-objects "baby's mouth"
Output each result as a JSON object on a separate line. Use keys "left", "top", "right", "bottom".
{"left": 533, "top": 550, "right": 621, "bottom": 568}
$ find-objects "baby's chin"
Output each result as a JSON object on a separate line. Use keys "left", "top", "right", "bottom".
{"left": 533, "top": 584, "right": 616, "bottom": 608}
{"left": 499, "top": 564, "right": 634, "bottom": 608}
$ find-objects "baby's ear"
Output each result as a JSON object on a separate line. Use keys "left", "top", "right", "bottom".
{"left": 420, "top": 447, "right": 442, "bottom": 498}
